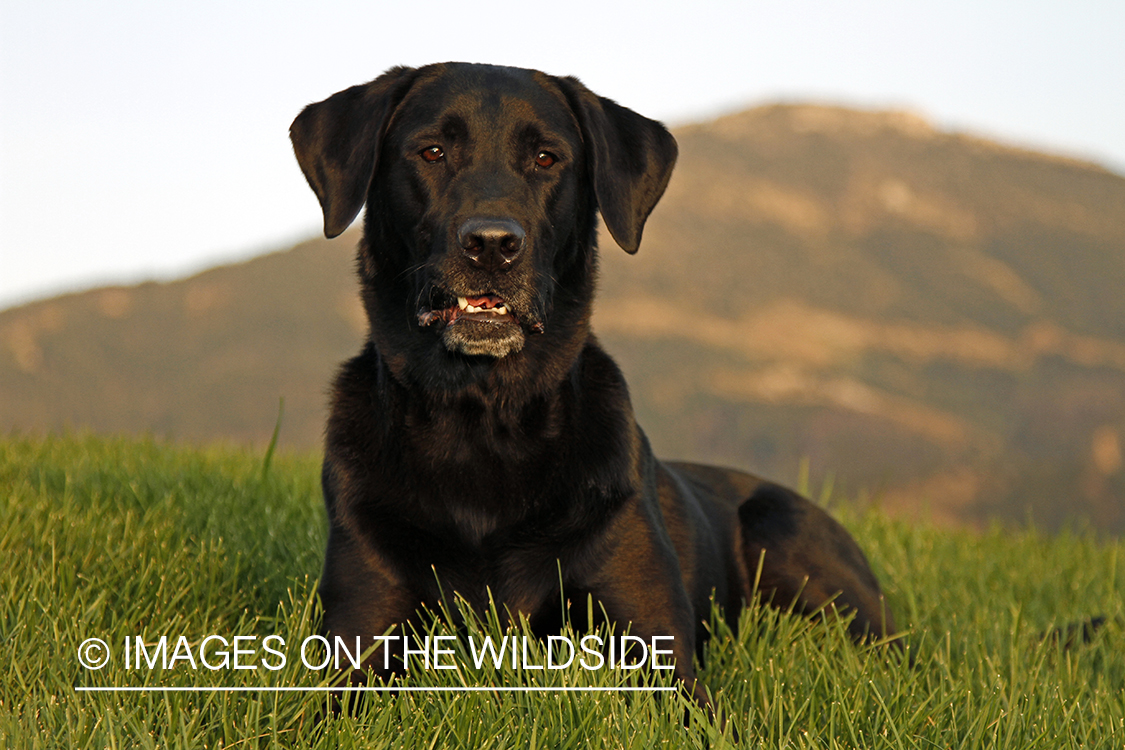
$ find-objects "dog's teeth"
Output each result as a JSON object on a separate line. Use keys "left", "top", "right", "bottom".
{"left": 454, "top": 296, "right": 509, "bottom": 316}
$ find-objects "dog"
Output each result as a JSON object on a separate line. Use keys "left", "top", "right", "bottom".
{"left": 290, "top": 62, "right": 896, "bottom": 709}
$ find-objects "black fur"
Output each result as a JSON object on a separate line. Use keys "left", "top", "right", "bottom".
{"left": 291, "top": 62, "right": 896, "bottom": 709}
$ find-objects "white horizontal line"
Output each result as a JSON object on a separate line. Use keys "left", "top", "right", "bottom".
{"left": 75, "top": 686, "right": 676, "bottom": 693}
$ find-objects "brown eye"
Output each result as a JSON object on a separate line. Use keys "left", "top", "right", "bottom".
{"left": 535, "top": 151, "right": 557, "bottom": 169}
{"left": 421, "top": 146, "right": 444, "bottom": 162}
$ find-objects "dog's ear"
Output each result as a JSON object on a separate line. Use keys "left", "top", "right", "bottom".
{"left": 290, "top": 66, "right": 418, "bottom": 238}
{"left": 555, "top": 78, "right": 678, "bottom": 254}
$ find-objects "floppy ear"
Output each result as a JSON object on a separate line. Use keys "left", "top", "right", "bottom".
{"left": 289, "top": 66, "right": 418, "bottom": 238}
{"left": 556, "top": 78, "right": 678, "bottom": 254}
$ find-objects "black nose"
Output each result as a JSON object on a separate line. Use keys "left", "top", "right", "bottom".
{"left": 457, "top": 218, "right": 525, "bottom": 272}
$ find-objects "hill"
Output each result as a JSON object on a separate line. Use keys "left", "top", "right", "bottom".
{"left": 2, "top": 103, "right": 1124, "bottom": 532}
{"left": 1, "top": 231, "right": 362, "bottom": 450}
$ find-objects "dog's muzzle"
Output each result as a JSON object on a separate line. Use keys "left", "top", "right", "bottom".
{"left": 415, "top": 217, "right": 541, "bottom": 358}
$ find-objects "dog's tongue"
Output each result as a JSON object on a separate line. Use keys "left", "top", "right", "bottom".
{"left": 465, "top": 294, "right": 503, "bottom": 309}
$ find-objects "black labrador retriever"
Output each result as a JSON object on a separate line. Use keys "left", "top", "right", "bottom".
{"left": 290, "top": 62, "right": 896, "bottom": 708}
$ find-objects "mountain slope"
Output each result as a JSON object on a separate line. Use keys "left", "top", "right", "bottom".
{"left": 1, "top": 232, "right": 363, "bottom": 447}
{"left": 598, "top": 105, "right": 1125, "bottom": 531}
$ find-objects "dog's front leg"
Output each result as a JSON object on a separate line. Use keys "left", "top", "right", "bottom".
{"left": 581, "top": 503, "right": 713, "bottom": 711}
{"left": 318, "top": 521, "right": 422, "bottom": 685}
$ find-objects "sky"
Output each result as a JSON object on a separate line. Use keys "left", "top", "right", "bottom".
{"left": 1, "top": 0, "right": 1123, "bottom": 310}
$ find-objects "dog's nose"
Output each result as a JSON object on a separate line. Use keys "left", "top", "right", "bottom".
{"left": 457, "top": 218, "right": 525, "bottom": 272}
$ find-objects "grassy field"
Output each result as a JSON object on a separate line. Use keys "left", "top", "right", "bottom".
{"left": 1, "top": 433, "right": 1122, "bottom": 748}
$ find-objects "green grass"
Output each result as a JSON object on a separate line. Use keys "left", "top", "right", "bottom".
{"left": 2, "top": 433, "right": 1122, "bottom": 748}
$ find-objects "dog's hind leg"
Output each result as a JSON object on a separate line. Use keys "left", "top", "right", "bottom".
{"left": 736, "top": 481, "right": 897, "bottom": 643}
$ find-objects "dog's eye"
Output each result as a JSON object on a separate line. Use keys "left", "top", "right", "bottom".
{"left": 420, "top": 146, "right": 445, "bottom": 163}
{"left": 535, "top": 151, "right": 557, "bottom": 169}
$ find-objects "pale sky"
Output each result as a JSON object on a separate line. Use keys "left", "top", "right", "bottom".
{"left": 2, "top": 0, "right": 1123, "bottom": 309}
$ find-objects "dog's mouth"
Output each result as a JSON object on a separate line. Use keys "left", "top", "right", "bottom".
{"left": 418, "top": 293, "right": 518, "bottom": 327}
{"left": 417, "top": 286, "right": 545, "bottom": 358}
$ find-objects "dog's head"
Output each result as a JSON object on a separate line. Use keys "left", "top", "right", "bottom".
{"left": 291, "top": 63, "right": 676, "bottom": 388}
